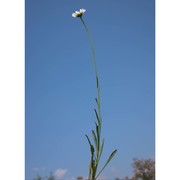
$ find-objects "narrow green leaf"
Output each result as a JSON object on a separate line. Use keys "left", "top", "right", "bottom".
{"left": 95, "top": 123, "right": 99, "bottom": 140}
{"left": 92, "top": 130, "right": 97, "bottom": 150}
{"left": 95, "top": 97, "right": 101, "bottom": 110}
{"left": 95, "top": 123, "right": 99, "bottom": 136}
{"left": 85, "top": 134, "right": 92, "bottom": 147}
{"left": 90, "top": 144, "right": 95, "bottom": 155}
{"left": 86, "top": 135, "right": 95, "bottom": 157}
{"left": 95, "top": 149, "right": 118, "bottom": 179}
{"left": 96, "top": 76, "right": 99, "bottom": 89}
{"left": 94, "top": 109, "right": 101, "bottom": 125}
{"left": 86, "top": 134, "right": 96, "bottom": 179}
{"left": 95, "top": 123, "right": 100, "bottom": 153}
{"left": 95, "top": 98, "right": 98, "bottom": 105}
{"left": 99, "top": 138, "right": 104, "bottom": 160}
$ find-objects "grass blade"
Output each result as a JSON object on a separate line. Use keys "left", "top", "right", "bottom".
{"left": 85, "top": 134, "right": 92, "bottom": 147}
{"left": 95, "top": 98, "right": 100, "bottom": 110}
{"left": 95, "top": 149, "right": 117, "bottom": 179}
{"left": 92, "top": 130, "right": 98, "bottom": 152}
{"left": 94, "top": 109, "right": 101, "bottom": 125}
{"left": 99, "top": 138, "right": 104, "bottom": 160}
{"left": 96, "top": 75, "right": 99, "bottom": 89}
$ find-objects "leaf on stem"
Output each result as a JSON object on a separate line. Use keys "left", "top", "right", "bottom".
{"left": 92, "top": 130, "right": 97, "bottom": 150}
{"left": 95, "top": 149, "right": 118, "bottom": 179}
{"left": 85, "top": 134, "right": 95, "bottom": 155}
{"left": 95, "top": 98, "right": 100, "bottom": 110}
{"left": 96, "top": 76, "right": 99, "bottom": 89}
{"left": 99, "top": 138, "right": 104, "bottom": 160}
{"left": 94, "top": 109, "right": 101, "bottom": 125}
{"left": 95, "top": 123, "right": 100, "bottom": 153}
{"left": 85, "top": 134, "right": 92, "bottom": 146}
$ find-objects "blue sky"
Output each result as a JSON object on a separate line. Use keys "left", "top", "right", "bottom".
{"left": 26, "top": 0, "right": 155, "bottom": 179}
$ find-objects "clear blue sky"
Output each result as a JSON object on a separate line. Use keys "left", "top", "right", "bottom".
{"left": 25, "top": 0, "right": 155, "bottom": 179}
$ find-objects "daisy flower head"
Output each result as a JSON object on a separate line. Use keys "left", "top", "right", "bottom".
{"left": 72, "top": 8, "right": 86, "bottom": 18}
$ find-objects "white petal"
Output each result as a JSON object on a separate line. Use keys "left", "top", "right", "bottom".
{"left": 75, "top": 11, "right": 79, "bottom": 13}
{"left": 72, "top": 13, "right": 77, "bottom": 17}
{"left": 81, "top": 8, "right": 86, "bottom": 13}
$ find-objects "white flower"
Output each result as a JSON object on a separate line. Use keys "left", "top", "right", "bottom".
{"left": 72, "top": 8, "right": 86, "bottom": 18}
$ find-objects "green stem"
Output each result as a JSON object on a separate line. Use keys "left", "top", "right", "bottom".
{"left": 80, "top": 17, "right": 102, "bottom": 180}
{"left": 80, "top": 17, "right": 101, "bottom": 116}
{"left": 78, "top": 15, "right": 117, "bottom": 180}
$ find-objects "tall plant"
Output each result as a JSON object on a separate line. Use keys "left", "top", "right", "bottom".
{"left": 72, "top": 8, "right": 117, "bottom": 180}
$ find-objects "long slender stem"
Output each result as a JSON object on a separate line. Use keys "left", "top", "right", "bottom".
{"left": 80, "top": 17, "right": 98, "bottom": 79}
{"left": 80, "top": 17, "right": 102, "bottom": 180}
{"left": 79, "top": 16, "right": 117, "bottom": 180}
{"left": 80, "top": 17, "right": 101, "bottom": 116}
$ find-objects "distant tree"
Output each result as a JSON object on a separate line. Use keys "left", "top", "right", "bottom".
{"left": 33, "top": 174, "right": 42, "bottom": 180}
{"left": 33, "top": 172, "right": 55, "bottom": 180}
{"left": 131, "top": 158, "right": 155, "bottom": 180}
{"left": 77, "top": 176, "right": 83, "bottom": 180}
{"left": 47, "top": 172, "right": 55, "bottom": 180}
{"left": 124, "top": 176, "right": 131, "bottom": 180}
